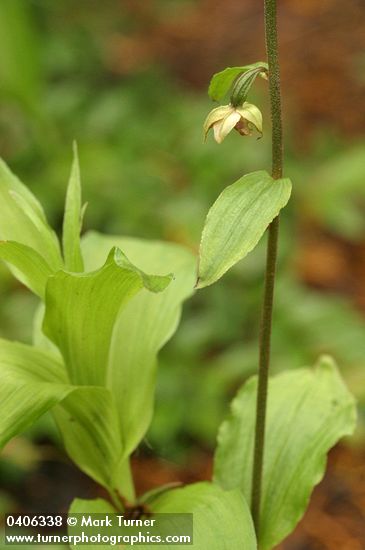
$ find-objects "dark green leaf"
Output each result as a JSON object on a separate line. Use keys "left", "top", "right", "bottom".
{"left": 208, "top": 63, "right": 268, "bottom": 102}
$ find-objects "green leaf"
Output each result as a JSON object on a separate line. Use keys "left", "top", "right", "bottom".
{"left": 0, "top": 338, "right": 124, "bottom": 492}
{"left": 150, "top": 482, "right": 257, "bottom": 549}
{"left": 0, "top": 158, "right": 62, "bottom": 270}
{"left": 62, "top": 143, "right": 84, "bottom": 272}
{"left": 82, "top": 232, "right": 196, "bottom": 454}
{"left": 0, "top": 338, "right": 66, "bottom": 386}
{"left": 197, "top": 171, "right": 291, "bottom": 288}
{"left": 214, "top": 356, "right": 357, "bottom": 550}
{"left": 69, "top": 484, "right": 256, "bottom": 550}
{"left": 0, "top": 339, "right": 69, "bottom": 448}
{"left": 69, "top": 496, "right": 116, "bottom": 515}
{"left": 68, "top": 498, "right": 116, "bottom": 550}
{"left": 43, "top": 246, "right": 172, "bottom": 386}
{"left": 52, "top": 387, "right": 124, "bottom": 491}
{"left": 0, "top": 241, "right": 53, "bottom": 298}
{"left": 33, "top": 303, "right": 61, "bottom": 356}
{"left": 208, "top": 63, "right": 268, "bottom": 102}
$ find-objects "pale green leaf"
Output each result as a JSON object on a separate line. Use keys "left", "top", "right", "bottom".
{"left": 214, "top": 356, "right": 357, "bottom": 550}
{"left": 43, "top": 246, "right": 172, "bottom": 386}
{"left": 82, "top": 232, "right": 196, "bottom": 454}
{"left": 69, "top": 484, "right": 256, "bottom": 550}
{"left": 52, "top": 387, "right": 124, "bottom": 491}
{"left": 68, "top": 498, "right": 116, "bottom": 550}
{"left": 69, "top": 496, "right": 116, "bottom": 515}
{"left": 62, "top": 143, "right": 84, "bottom": 272}
{"left": 0, "top": 159, "right": 62, "bottom": 269}
{"left": 197, "top": 171, "right": 292, "bottom": 288}
{"left": 0, "top": 339, "right": 69, "bottom": 448}
{"left": 0, "top": 240, "right": 53, "bottom": 298}
{"left": 208, "top": 63, "right": 268, "bottom": 102}
{"left": 138, "top": 482, "right": 183, "bottom": 505}
{"left": 150, "top": 482, "right": 257, "bottom": 549}
{"left": 0, "top": 338, "right": 66, "bottom": 385}
{"left": 0, "top": 339, "right": 124, "bottom": 492}
{"left": 33, "top": 303, "right": 61, "bottom": 356}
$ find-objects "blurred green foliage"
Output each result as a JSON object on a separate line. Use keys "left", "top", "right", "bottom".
{"left": 0, "top": 1, "right": 364, "bottom": 482}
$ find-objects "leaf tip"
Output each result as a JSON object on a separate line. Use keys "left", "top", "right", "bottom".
{"left": 195, "top": 275, "right": 210, "bottom": 290}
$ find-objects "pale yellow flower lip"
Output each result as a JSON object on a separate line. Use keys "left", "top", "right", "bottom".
{"left": 203, "top": 102, "right": 263, "bottom": 143}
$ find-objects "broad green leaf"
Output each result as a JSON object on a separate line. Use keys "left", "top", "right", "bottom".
{"left": 52, "top": 387, "right": 124, "bottom": 491}
{"left": 33, "top": 303, "right": 61, "bottom": 356}
{"left": 0, "top": 338, "right": 66, "bottom": 385}
{"left": 0, "top": 339, "right": 124, "bottom": 492}
{"left": 208, "top": 63, "right": 268, "bottom": 102}
{"left": 69, "top": 484, "right": 256, "bottom": 550}
{"left": 150, "top": 482, "right": 257, "bottom": 549}
{"left": 214, "top": 357, "right": 357, "bottom": 550}
{"left": 0, "top": 159, "right": 62, "bottom": 270}
{"left": 197, "top": 171, "right": 291, "bottom": 288}
{"left": 43, "top": 246, "right": 172, "bottom": 386}
{"left": 0, "top": 241, "right": 53, "bottom": 298}
{"left": 82, "top": 232, "right": 196, "bottom": 454}
{"left": 68, "top": 498, "right": 116, "bottom": 550}
{"left": 69, "top": 496, "right": 116, "bottom": 515}
{"left": 0, "top": 339, "right": 69, "bottom": 448}
{"left": 139, "top": 482, "right": 183, "bottom": 505}
{"left": 62, "top": 143, "right": 84, "bottom": 272}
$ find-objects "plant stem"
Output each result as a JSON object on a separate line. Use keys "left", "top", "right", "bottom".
{"left": 251, "top": 0, "right": 283, "bottom": 539}
{"left": 119, "top": 458, "right": 136, "bottom": 504}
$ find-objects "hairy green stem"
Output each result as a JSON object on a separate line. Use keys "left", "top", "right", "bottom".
{"left": 251, "top": 0, "right": 283, "bottom": 539}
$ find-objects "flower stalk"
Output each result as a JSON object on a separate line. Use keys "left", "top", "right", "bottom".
{"left": 251, "top": 0, "right": 283, "bottom": 540}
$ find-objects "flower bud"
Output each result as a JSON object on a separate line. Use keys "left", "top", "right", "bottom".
{"left": 230, "top": 67, "right": 267, "bottom": 107}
